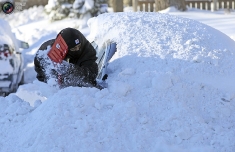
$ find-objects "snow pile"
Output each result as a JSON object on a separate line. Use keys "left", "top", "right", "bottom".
{"left": 0, "top": 12, "right": 235, "bottom": 152}
{"left": 88, "top": 12, "right": 235, "bottom": 91}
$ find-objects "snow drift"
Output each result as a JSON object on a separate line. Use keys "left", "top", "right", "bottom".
{"left": 1, "top": 12, "right": 235, "bottom": 152}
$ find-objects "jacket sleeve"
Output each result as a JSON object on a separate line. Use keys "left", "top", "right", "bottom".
{"left": 58, "top": 61, "right": 98, "bottom": 88}
{"left": 34, "top": 39, "right": 55, "bottom": 82}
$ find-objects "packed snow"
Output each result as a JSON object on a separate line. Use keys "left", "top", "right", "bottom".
{"left": 0, "top": 6, "right": 235, "bottom": 152}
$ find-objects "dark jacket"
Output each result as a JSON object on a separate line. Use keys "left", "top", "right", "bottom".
{"left": 34, "top": 32, "right": 98, "bottom": 88}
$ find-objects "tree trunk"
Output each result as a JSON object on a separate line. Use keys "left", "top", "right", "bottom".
{"left": 113, "top": 0, "right": 123, "bottom": 12}
{"left": 211, "top": 0, "right": 218, "bottom": 11}
{"left": 169, "top": 0, "right": 186, "bottom": 11}
{"left": 157, "top": 0, "right": 186, "bottom": 11}
{"left": 133, "top": 0, "right": 137, "bottom": 12}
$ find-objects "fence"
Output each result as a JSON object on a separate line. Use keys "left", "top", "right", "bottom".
{"left": 133, "top": 0, "right": 235, "bottom": 12}
{"left": 186, "top": 0, "right": 235, "bottom": 10}
{"left": 137, "top": 0, "right": 155, "bottom": 11}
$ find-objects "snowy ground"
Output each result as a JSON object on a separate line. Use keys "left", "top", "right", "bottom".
{"left": 160, "top": 7, "right": 235, "bottom": 41}
{"left": 0, "top": 6, "right": 235, "bottom": 152}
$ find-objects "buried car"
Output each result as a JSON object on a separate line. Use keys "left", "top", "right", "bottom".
{"left": 0, "top": 18, "right": 29, "bottom": 96}
{"left": 3, "top": 12, "right": 235, "bottom": 152}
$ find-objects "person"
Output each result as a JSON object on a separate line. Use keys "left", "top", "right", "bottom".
{"left": 34, "top": 27, "right": 99, "bottom": 89}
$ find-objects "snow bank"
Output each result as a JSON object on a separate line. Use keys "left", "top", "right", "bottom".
{"left": 1, "top": 12, "right": 235, "bottom": 152}
{"left": 88, "top": 12, "right": 235, "bottom": 92}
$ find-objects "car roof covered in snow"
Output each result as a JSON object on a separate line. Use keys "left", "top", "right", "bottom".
{"left": 0, "top": 18, "right": 19, "bottom": 50}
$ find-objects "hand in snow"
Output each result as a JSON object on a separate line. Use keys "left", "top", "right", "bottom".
{"left": 50, "top": 67, "right": 68, "bottom": 86}
{"left": 50, "top": 61, "right": 78, "bottom": 87}
{"left": 54, "top": 60, "right": 72, "bottom": 75}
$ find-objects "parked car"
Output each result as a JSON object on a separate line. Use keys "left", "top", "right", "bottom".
{"left": 0, "top": 18, "right": 29, "bottom": 97}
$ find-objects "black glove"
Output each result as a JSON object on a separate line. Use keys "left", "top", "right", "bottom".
{"left": 49, "top": 61, "right": 70, "bottom": 86}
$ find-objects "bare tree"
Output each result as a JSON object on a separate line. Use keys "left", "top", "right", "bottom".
{"left": 156, "top": 0, "right": 186, "bottom": 11}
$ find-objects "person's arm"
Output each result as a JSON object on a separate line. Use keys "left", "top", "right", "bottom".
{"left": 34, "top": 39, "right": 55, "bottom": 82}
{"left": 55, "top": 61, "right": 98, "bottom": 88}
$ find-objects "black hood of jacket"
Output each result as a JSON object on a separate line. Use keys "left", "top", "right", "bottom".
{"left": 59, "top": 28, "right": 97, "bottom": 66}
